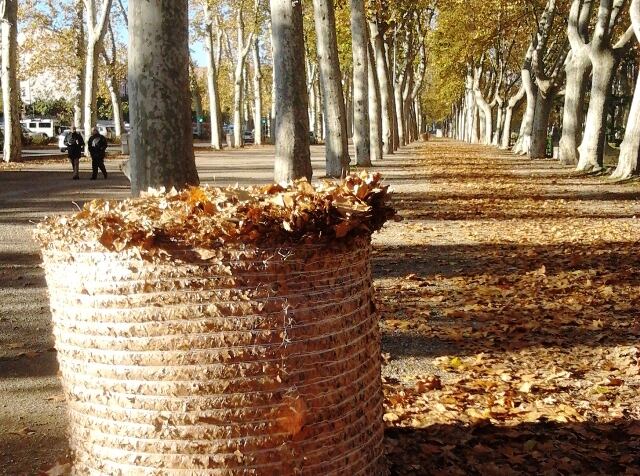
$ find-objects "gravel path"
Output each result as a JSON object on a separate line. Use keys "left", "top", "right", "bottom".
{"left": 4, "top": 140, "right": 635, "bottom": 474}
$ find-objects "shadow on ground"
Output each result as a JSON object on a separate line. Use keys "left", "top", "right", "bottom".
{"left": 385, "top": 419, "right": 640, "bottom": 475}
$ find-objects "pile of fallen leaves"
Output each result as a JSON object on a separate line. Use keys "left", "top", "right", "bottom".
{"left": 35, "top": 172, "right": 395, "bottom": 255}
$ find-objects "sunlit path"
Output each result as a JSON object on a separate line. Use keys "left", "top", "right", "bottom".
{"left": 375, "top": 140, "right": 640, "bottom": 474}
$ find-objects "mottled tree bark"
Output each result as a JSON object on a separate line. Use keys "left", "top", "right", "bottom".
{"left": 473, "top": 64, "right": 493, "bottom": 145}
{"left": 190, "top": 60, "right": 204, "bottom": 138}
{"left": 252, "top": 35, "right": 263, "bottom": 145}
{"left": 128, "top": 0, "right": 199, "bottom": 196}
{"left": 204, "top": 2, "right": 223, "bottom": 150}
{"left": 513, "top": 45, "right": 536, "bottom": 155}
{"left": 1, "top": 0, "right": 21, "bottom": 163}
{"left": 270, "top": 0, "right": 312, "bottom": 182}
{"left": 559, "top": 50, "right": 591, "bottom": 164}
{"left": 394, "top": 73, "right": 406, "bottom": 146}
{"left": 559, "top": 0, "right": 593, "bottom": 165}
{"left": 389, "top": 36, "right": 400, "bottom": 150}
{"left": 514, "top": 72, "right": 536, "bottom": 154}
{"left": 370, "top": 20, "right": 394, "bottom": 155}
{"left": 577, "top": 0, "right": 634, "bottom": 171}
{"left": 351, "top": 0, "right": 371, "bottom": 166}
{"left": 500, "top": 85, "right": 525, "bottom": 149}
{"left": 529, "top": 91, "right": 555, "bottom": 158}
{"left": 102, "top": 22, "right": 124, "bottom": 138}
{"left": 306, "top": 59, "right": 318, "bottom": 136}
{"left": 344, "top": 74, "right": 353, "bottom": 138}
{"left": 528, "top": 0, "right": 567, "bottom": 159}
{"left": 312, "top": 0, "right": 350, "bottom": 177}
{"left": 611, "top": 0, "right": 640, "bottom": 178}
{"left": 232, "top": 8, "right": 254, "bottom": 149}
{"left": 464, "top": 70, "right": 476, "bottom": 143}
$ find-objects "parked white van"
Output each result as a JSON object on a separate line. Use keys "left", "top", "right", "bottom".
{"left": 20, "top": 118, "right": 61, "bottom": 140}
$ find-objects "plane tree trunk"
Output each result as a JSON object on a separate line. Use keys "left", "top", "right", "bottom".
{"left": 350, "top": 0, "right": 371, "bottom": 166}
{"left": 270, "top": 0, "right": 312, "bottom": 182}
{"left": 128, "top": 0, "right": 199, "bottom": 196}
{"left": 528, "top": 0, "right": 568, "bottom": 159}
{"left": 559, "top": 0, "right": 594, "bottom": 165}
{"left": 500, "top": 85, "right": 525, "bottom": 149}
{"left": 367, "top": 40, "right": 383, "bottom": 161}
{"left": 232, "top": 8, "right": 254, "bottom": 149}
{"left": 312, "top": 0, "right": 350, "bottom": 177}
{"left": 204, "top": 2, "right": 223, "bottom": 150}
{"left": 473, "top": 63, "right": 494, "bottom": 145}
{"left": 513, "top": 46, "right": 536, "bottom": 154}
{"left": 83, "top": 0, "right": 114, "bottom": 155}
{"left": 252, "top": 35, "right": 263, "bottom": 146}
{"left": 102, "top": 21, "right": 124, "bottom": 138}
{"left": 577, "top": 0, "right": 635, "bottom": 171}
{"left": 1, "top": 0, "right": 21, "bottom": 163}
{"left": 369, "top": 19, "right": 394, "bottom": 155}
{"left": 190, "top": 59, "right": 204, "bottom": 138}
{"left": 611, "top": 0, "right": 640, "bottom": 179}
{"left": 72, "top": 0, "right": 85, "bottom": 128}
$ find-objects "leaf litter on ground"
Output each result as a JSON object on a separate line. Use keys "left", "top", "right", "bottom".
{"left": 376, "top": 141, "right": 640, "bottom": 475}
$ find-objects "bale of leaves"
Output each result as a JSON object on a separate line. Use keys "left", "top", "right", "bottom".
{"left": 35, "top": 173, "right": 393, "bottom": 474}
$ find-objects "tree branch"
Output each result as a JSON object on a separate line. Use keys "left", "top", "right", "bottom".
{"left": 568, "top": 0, "right": 587, "bottom": 50}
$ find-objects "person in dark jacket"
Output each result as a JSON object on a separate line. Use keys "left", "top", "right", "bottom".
{"left": 88, "top": 127, "right": 108, "bottom": 180}
{"left": 64, "top": 127, "right": 84, "bottom": 180}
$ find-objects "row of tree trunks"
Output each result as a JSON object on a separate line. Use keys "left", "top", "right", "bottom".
{"left": 446, "top": 0, "right": 640, "bottom": 182}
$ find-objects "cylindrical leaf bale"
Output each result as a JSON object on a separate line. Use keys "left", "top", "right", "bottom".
{"left": 36, "top": 175, "right": 394, "bottom": 474}
{"left": 40, "top": 237, "right": 385, "bottom": 474}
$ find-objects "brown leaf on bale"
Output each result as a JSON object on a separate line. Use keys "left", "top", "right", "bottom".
{"left": 34, "top": 173, "right": 396, "bottom": 257}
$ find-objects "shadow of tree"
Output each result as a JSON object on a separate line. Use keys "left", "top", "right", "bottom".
{"left": 385, "top": 419, "right": 640, "bottom": 475}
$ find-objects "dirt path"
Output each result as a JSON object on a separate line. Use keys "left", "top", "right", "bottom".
{"left": 375, "top": 141, "right": 640, "bottom": 474}
{"left": 1, "top": 140, "right": 639, "bottom": 474}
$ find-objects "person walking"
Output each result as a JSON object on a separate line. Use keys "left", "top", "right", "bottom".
{"left": 88, "top": 127, "right": 108, "bottom": 180}
{"left": 64, "top": 127, "right": 84, "bottom": 180}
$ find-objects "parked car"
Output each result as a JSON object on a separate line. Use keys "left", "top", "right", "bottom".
{"left": 20, "top": 118, "right": 60, "bottom": 140}
{"left": 21, "top": 125, "right": 48, "bottom": 143}
{"left": 242, "top": 130, "right": 254, "bottom": 144}
{"left": 58, "top": 129, "right": 86, "bottom": 153}
{"left": 0, "top": 124, "right": 37, "bottom": 146}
